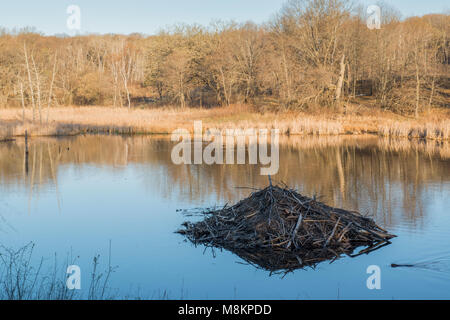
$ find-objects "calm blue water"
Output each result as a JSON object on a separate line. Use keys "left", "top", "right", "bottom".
{"left": 0, "top": 135, "right": 449, "bottom": 299}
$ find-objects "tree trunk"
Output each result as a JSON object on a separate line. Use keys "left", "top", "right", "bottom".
{"left": 220, "top": 67, "right": 230, "bottom": 106}
{"left": 31, "top": 54, "right": 42, "bottom": 124}
{"left": 47, "top": 53, "right": 58, "bottom": 124}
{"left": 23, "top": 44, "right": 36, "bottom": 122}
{"left": 335, "top": 54, "right": 346, "bottom": 101}
{"left": 19, "top": 81, "right": 25, "bottom": 123}
{"left": 415, "top": 51, "right": 420, "bottom": 118}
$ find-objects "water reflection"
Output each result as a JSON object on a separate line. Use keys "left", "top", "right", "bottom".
{"left": 214, "top": 242, "right": 392, "bottom": 275}
{"left": 1, "top": 135, "right": 448, "bottom": 230}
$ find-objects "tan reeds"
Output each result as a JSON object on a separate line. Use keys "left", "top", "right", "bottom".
{"left": 1, "top": 106, "right": 448, "bottom": 140}
{"left": 378, "top": 119, "right": 450, "bottom": 141}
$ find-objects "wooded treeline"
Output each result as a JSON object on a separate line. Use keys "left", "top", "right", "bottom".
{"left": 0, "top": 0, "right": 449, "bottom": 120}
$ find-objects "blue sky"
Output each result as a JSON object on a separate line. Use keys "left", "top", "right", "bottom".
{"left": 0, "top": 0, "right": 448, "bottom": 35}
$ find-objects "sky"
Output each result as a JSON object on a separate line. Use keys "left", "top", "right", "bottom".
{"left": 0, "top": 0, "right": 448, "bottom": 36}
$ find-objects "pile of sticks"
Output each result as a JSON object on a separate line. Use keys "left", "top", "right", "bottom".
{"left": 177, "top": 184, "right": 396, "bottom": 273}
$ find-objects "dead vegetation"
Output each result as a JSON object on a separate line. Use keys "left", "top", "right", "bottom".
{"left": 1, "top": 105, "right": 449, "bottom": 141}
{"left": 177, "top": 183, "right": 396, "bottom": 274}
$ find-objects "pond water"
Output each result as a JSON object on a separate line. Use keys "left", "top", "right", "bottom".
{"left": 0, "top": 135, "right": 449, "bottom": 299}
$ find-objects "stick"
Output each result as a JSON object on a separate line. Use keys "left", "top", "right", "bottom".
{"left": 286, "top": 213, "right": 303, "bottom": 249}
{"left": 324, "top": 217, "right": 341, "bottom": 248}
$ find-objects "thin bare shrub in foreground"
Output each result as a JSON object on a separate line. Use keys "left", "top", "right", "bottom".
{"left": 0, "top": 242, "right": 117, "bottom": 300}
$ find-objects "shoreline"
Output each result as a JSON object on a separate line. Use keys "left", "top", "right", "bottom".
{"left": 1, "top": 105, "right": 449, "bottom": 141}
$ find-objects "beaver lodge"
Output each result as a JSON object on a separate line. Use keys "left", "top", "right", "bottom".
{"left": 177, "top": 183, "right": 396, "bottom": 274}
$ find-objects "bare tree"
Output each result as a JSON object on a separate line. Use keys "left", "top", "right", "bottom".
{"left": 23, "top": 43, "right": 36, "bottom": 122}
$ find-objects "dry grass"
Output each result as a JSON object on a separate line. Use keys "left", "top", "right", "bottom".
{"left": 0, "top": 105, "right": 449, "bottom": 140}
{"left": 378, "top": 120, "right": 450, "bottom": 140}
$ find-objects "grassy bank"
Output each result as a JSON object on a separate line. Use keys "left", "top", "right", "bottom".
{"left": 1, "top": 105, "right": 449, "bottom": 140}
